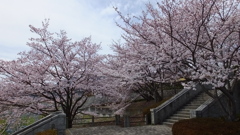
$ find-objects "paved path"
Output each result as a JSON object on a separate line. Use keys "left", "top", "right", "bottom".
{"left": 66, "top": 125, "right": 172, "bottom": 135}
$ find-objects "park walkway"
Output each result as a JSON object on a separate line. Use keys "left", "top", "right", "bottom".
{"left": 66, "top": 125, "right": 172, "bottom": 135}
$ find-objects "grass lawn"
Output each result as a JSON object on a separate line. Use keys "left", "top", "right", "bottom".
{"left": 0, "top": 119, "right": 7, "bottom": 135}
{"left": 21, "top": 115, "right": 43, "bottom": 126}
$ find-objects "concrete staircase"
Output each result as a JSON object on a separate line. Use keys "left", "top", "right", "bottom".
{"left": 163, "top": 92, "right": 210, "bottom": 126}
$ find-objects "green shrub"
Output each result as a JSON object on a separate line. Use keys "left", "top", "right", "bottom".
{"left": 172, "top": 118, "right": 240, "bottom": 135}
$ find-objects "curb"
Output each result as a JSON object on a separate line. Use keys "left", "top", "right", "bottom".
{"left": 65, "top": 129, "right": 73, "bottom": 135}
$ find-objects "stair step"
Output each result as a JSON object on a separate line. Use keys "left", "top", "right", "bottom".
{"left": 180, "top": 108, "right": 194, "bottom": 112}
{"left": 176, "top": 110, "right": 190, "bottom": 114}
{"left": 162, "top": 121, "right": 174, "bottom": 126}
{"left": 191, "top": 99, "right": 206, "bottom": 102}
{"left": 162, "top": 92, "right": 212, "bottom": 126}
{"left": 194, "top": 97, "right": 209, "bottom": 100}
{"left": 170, "top": 116, "right": 189, "bottom": 120}
{"left": 183, "top": 105, "right": 199, "bottom": 109}
{"left": 193, "top": 99, "right": 207, "bottom": 102}
{"left": 187, "top": 103, "right": 202, "bottom": 106}
{"left": 166, "top": 119, "right": 179, "bottom": 123}
{"left": 173, "top": 114, "right": 190, "bottom": 118}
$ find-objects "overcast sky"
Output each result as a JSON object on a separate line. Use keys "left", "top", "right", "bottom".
{"left": 0, "top": 0, "right": 158, "bottom": 60}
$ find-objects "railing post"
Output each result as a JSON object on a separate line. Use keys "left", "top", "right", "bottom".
{"left": 115, "top": 115, "right": 120, "bottom": 125}
{"left": 145, "top": 113, "right": 151, "bottom": 125}
{"left": 91, "top": 116, "right": 94, "bottom": 124}
{"left": 150, "top": 109, "right": 157, "bottom": 125}
{"left": 123, "top": 115, "right": 130, "bottom": 127}
{"left": 190, "top": 110, "right": 196, "bottom": 118}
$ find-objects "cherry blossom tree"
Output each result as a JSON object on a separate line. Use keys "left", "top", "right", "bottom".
{"left": 95, "top": 55, "right": 137, "bottom": 113}
{"left": 110, "top": 20, "right": 183, "bottom": 102}
{"left": 115, "top": 0, "right": 240, "bottom": 121}
{"left": 110, "top": 42, "right": 165, "bottom": 102}
{"left": 0, "top": 20, "right": 103, "bottom": 128}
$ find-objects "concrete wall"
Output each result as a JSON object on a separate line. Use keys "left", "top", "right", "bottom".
{"left": 193, "top": 89, "right": 240, "bottom": 118}
{"left": 12, "top": 111, "right": 66, "bottom": 135}
{"left": 191, "top": 92, "right": 226, "bottom": 118}
{"left": 150, "top": 84, "right": 204, "bottom": 124}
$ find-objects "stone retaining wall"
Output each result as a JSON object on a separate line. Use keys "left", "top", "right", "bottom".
{"left": 12, "top": 111, "right": 66, "bottom": 135}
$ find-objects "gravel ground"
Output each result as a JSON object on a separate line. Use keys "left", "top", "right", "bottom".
{"left": 66, "top": 125, "right": 172, "bottom": 135}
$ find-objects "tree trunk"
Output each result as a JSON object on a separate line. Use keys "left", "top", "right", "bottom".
{"left": 227, "top": 79, "right": 240, "bottom": 121}
{"left": 201, "top": 84, "right": 239, "bottom": 122}
{"left": 233, "top": 80, "right": 240, "bottom": 114}
{"left": 140, "top": 94, "right": 154, "bottom": 101}
{"left": 160, "top": 83, "right": 164, "bottom": 98}
{"left": 227, "top": 94, "right": 237, "bottom": 121}
{"left": 68, "top": 118, "right": 73, "bottom": 128}
{"left": 64, "top": 106, "right": 73, "bottom": 128}
{"left": 154, "top": 90, "right": 162, "bottom": 102}
{"left": 66, "top": 113, "right": 73, "bottom": 128}
{"left": 150, "top": 82, "right": 162, "bottom": 102}
{"left": 218, "top": 85, "right": 239, "bottom": 122}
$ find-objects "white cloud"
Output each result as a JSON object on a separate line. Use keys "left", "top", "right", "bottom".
{"left": 100, "top": 5, "right": 116, "bottom": 16}
{"left": 0, "top": 0, "right": 158, "bottom": 60}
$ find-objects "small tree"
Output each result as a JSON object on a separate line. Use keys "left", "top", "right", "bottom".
{"left": 0, "top": 20, "right": 103, "bottom": 128}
